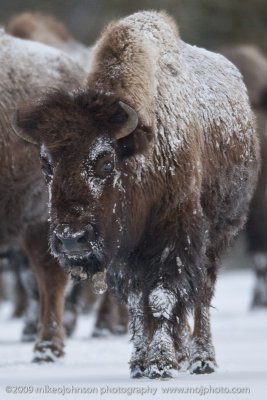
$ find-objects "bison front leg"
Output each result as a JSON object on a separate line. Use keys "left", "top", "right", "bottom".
{"left": 144, "top": 286, "right": 183, "bottom": 379}
{"left": 128, "top": 292, "right": 148, "bottom": 378}
{"left": 22, "top": 222, "right": 68, "bottom": 363}
{"left": 190, "top": 268, "right": 217, "bottom": 374}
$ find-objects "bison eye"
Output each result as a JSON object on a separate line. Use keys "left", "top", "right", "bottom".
{"left": 95, "top": 155, "right": 115, "bottom": 178}
{"left": 40, "top": 157, "right": 53, "bottom": 183}
{"left": 103, "top": 161, "right": 114, "bottom": 173}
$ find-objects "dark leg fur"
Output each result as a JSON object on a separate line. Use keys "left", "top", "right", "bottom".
{"left": 190, "top": 267, "right": 217, "bottom": 374}
{"left": 22, "top": 222, "right": 68, "bottom": 363}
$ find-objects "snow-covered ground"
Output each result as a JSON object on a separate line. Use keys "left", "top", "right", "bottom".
{"left": 0, "top": 270, "right": 266, "bottom": 400}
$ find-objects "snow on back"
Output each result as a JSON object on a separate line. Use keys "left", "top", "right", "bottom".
{"left": 100, "top": 12, "right": 255, "bottom": 187}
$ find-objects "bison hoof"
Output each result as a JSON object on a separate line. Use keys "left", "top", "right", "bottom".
{"left": 190, "top": 359, "right": 216, "bottom": 374}
{"left": 32, "top": 341, "right": 64, "bottom": 363}
{"left": 145, "top": 364, "right": 178, "bottom": 379}
{"left": 130, "top": 366, "right": 144, "bottom": 379}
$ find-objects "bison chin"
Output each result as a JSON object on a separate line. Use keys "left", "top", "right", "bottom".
{"left": 59, "top": 253, "right": 108, "bottom": 294}
{"left": 60, "top": 253, "right": 103, "bottom": 282}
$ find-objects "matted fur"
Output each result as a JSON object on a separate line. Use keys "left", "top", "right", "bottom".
{"left": 16, "top": 11, "right": 260, "bottom": 377}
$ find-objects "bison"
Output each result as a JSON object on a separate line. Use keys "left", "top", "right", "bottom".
{"left": 15, "top": 11, "right": 259, "bottom": 377}
{"left": 5, "top": 11, "right": 91, "bottom": 69}
{"left": 3, "top": 16, "right": 128, "bottom": 341}
{"left": 221, "top": 45, "right": 267, "bottom": 308}
{"left": 0, "top": 28, "right": 86, "bottom": 361}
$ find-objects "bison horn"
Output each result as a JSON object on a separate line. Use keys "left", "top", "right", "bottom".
{"left": 11, "top": 112, "right": 39, "bottom": 145}
{"left": 116, "top": 101, "right": 138, "bottom": 140}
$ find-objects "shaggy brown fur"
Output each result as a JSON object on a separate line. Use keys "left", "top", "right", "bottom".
{"left": 0, "top": 29, "right": 85, "bottom": 362}
{"left": 221, "top": 45, "right": 267, "bottom": 308}
{"left": 6, "top": 12, "right": 70, "bottom": 45}
{"left": 5, "top": 12, "right": 90, "bottom": 69}
{"left": 5, "top": 16, "right": 128, "bottom": 342}
{"left": 16, "top": 11, "right": 259, "bottom": 378}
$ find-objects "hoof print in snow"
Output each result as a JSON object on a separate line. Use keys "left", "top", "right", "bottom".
{"left": 190, "top": 359, "right": 216, "bottom": 374}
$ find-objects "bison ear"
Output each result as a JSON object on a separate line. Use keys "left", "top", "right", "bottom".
{"left": 117, "top": 122, "right": 153, "bottom": 159}
{"left": 12, "top": 106, "right": 41, "bottom": 145}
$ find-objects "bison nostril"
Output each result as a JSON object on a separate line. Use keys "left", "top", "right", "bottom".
{"left": 77, "top": 235, "right": 87, "bottom": 244}
{"left": 54, "top": 225, "right": 95, "bottom": 254}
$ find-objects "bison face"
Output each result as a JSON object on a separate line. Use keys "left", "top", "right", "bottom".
{"left": 40, "top": 136, "right": 125, "bottom": 276}
{"left": 14, "top": 89, "right": 153, "bottom": 279}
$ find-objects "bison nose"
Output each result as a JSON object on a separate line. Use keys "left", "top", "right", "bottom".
{"left": 54, "top": 225, "right": 94, "bottom": 254}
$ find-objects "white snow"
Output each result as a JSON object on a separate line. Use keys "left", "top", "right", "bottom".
{"left": 149, "top": 286, "right": 176, "bottom": 319}
{"left": 0, "top": 270, "right": 266, "bottom": 400}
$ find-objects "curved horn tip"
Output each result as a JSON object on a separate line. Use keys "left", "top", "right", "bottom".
{"left": 116, "top": 101, "right": 138, "bottom": 140}
{"left": 11, "top": 113, "right": 39, "bottom": 145}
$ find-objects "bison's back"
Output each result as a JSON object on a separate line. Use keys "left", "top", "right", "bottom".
{"left": 0, "top": 30, "right": 85, "bottom": 248}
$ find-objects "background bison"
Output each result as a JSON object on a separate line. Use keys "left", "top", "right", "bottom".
{"left": 0, "top": 28, "right": 85, "bottom": 361}
{"left": 221, "top": 45, "right": 267, "bottom": 309}
{"left": 0, "top": 16, "right": 128, "bottom": 359}
{"left": 15, "top": 11, "right": 259, "bottom": 378}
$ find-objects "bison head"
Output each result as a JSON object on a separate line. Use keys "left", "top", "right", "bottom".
{"left": 14, "top": 89, "right": 153, "bottom": 281}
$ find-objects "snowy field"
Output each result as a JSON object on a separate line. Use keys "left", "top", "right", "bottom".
{"left": 0, "top": 269, "right": 266, "bottom": 400}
